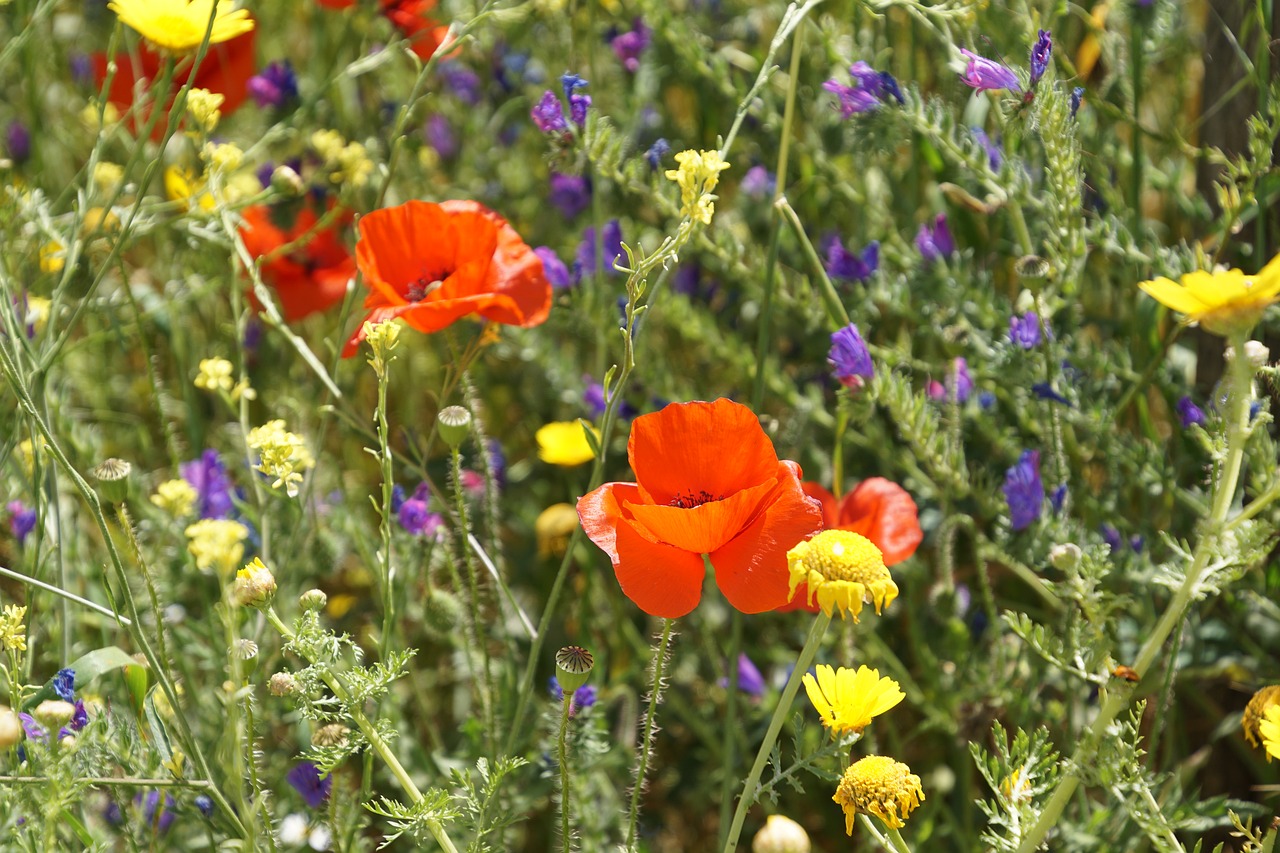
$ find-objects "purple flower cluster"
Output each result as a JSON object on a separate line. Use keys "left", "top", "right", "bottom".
{"left": 1029, "top": 30, "right": 1052, "bottom": 87}
{"left": 824, "top": 236, "right": 879, "bottom": 283}
{"left": 549, "top": 172, "right": 591, "bottom": 219}
{"left": 823, "top": 61, "right": 904, "bottom": 118}
{"left": 248, "top": 60, "right": 298, "bottom": 109}
{"left": 1009, "top": 313, "right": 1041, "bottom": 349}
{"left": 1176, "top": 396, "right": 1206, "bottom": 428}
{"left": 644, "top": 138, "right": 670, "bottom": 171}
{"left": 915, "top": 214, "right": 955, "bottom": 264}
{"left": 928, "top": 357, "right": 974, "bottom": 403}
{"left": 828, "top": 324, "right": 874, "bottom": 390}
{"left": 181, "top": 450, "right": 236, "bottom": 519}
{"left": 1003, "top": 450, "right": 1044, "bottom": 531}
{"left": 7, "top": 501, "right": 36, "bottom": 545}
{"left": 396, "top": 483, "right": 443, "bottom": 538}
{"left": 534, "top": 246, "right": 572, "bottom": 290}
{"left": 287, "top": 761, "right": 332, "bottom": 809}
{"left": 548, "top": 677, "right": 598, "bottom": 711}
{"left": 718, "top": 654, "right": 766, "bottom": 698}
{"left": 611, "top": 19, "right": 651, "bottom": 73}
{"left": 530, "top": 73, "right": 592, "bottom": 133}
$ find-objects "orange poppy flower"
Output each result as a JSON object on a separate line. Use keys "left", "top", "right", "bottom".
{"left": 341, "top": 200, "right": 551, "bottom": 356}
{"left": 577, "top": 399, "right": 824, "bottom": 618}
{"left": 240, "top": 202, "right": 357, "bottom": 322}
{"left": 778, "top": 478, "right": 923, "bottom": 613}
{"left": 93, "top": 30, "right": 257, "bottom": 142}
{"left": 316, "top": 0, "right": 450, "bottom": 61}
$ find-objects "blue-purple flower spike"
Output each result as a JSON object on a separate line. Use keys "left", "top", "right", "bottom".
{"left": 829, "top": 324, "right": 875, "bottom": 389}
{"left": 1003, "top": 450, "right": 1044, "bottom": 531}
{"left": 960, "top": 49, "right": 1021, "bottom": 93}
{"left": 1029, "top": 30, "right": 1052, "bottom": 87}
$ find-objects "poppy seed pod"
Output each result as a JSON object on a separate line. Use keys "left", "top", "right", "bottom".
{"left": 93, "top": 458, "right": 132, "bottom": 505}
{"left": 437, "top": 406, "right": 472, "bottom": 449}
{"left": 555, "top": 646, "right": 594, "bottom": 693}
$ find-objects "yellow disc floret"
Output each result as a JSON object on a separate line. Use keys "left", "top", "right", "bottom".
{"left": 833, "top": 755, "right": 924, "bottom": 834}
{"left": 787, "top": 529, "right": 897, "bottom": 621}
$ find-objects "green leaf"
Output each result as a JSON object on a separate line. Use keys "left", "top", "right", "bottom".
{"left": 22, "top": 645, "right": 138, "bottom": 710}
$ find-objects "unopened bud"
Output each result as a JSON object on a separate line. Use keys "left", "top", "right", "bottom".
{"left": 752, "top": 814, "right": 811, "bottom": 853}
{"left": 299, "top": 588, "right": 327, "bottom": 611}
{"left": 0, "top": 707, "right": 20, "bottom": 748}
{"left": 1244, "top": 341, "right": 1271, "bottom": 368}
{"left": 423, "top": 588, "right": 463, "bottom": 637}
{"left": 33, "top": 700, "right": 75, "bottom": 729}
{"left": 231, "top": 558, "right": 276, "bottom": 609}
{"left": 269, "top": 672, "right": 299, "bottom": 696}
{"left": 555, "top": 646, "right": 594, "bottom": 693}
{"left": 437, "top": 406, "right": 472, "bottom": 449}
{"left": 270, "top": 165, "right": 306, "bottom": 196}
{"left": 1049, "top": 543, "right": 1082, "bottom": 571}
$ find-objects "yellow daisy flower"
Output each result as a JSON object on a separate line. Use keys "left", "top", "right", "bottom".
{"left": 1245, "top": 685, "right": 1280, "bottom": 753}
{"left": 1138, "top": 253, "right": 1280, "bottom": 337}
{"left": 833, "top": 755, "right": 924, "bottom": 834}
{"left": 1261, "top": 705, "right": 1280, "bottom": 763}
{"left": 803, "top": 664, "right": 904, "bottom": 735}
{"left": 108, "top": 0, "right": 254, "bottom": 54}
{"left": 787, "top": 529, "right": 897, "bottom": 621}
{"left": 536, "top": 421, "right": 598, "bottom": 467}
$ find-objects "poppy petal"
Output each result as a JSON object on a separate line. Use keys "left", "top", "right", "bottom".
{"left": 613, "top": 517, "right": 705, "bottom": 618}
{"left": 837, "top": 478, "right": 923, "bottom": 565}
{"left": 710, "top": 469, "right": 823, "bottom": 613}
{"left": 623, "top": 477, "right": 777, "bottom": 554}
{"left": 576, "top": 482, "right": 644, "bottom": 562}
{"left": 801, "top": 481, "right": 839, "bottom": 528}
{"left": 629, "top": 399, "right": 781, "bottom": 506}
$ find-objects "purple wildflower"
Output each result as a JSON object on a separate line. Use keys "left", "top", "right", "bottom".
{"left": 390, "top": 484, "right": 407, "bottom": 513}
{"left": 824, "top": 236, "right": 879, "bottom": 283}
{"left": 611, "top": 19, "right": 651, "bottom": 73}
{"left": 1029, "top": 30, "right": 1052, "bottom": 87}
{"left": 61, "top": 700, "right": 88, "bottom": 737}
{"left": 140, "top": 791, "right": 176, "bottom": 834}
{"left": 1129, "top": 535, "right": 1145, "bottom": 553}
{"left": 573, "top": 220, "right": 624, "bottom": 284}
{"left": 195, "top": 796, "right": 214, "bottom": 818}
{"left": 181, "top": 450, "right": 235, "bottom": 520}
{"left": 247, "top": 60, "right": 298, "bottom": 109}
{"left": 287, "top": 762, "right": 332, "bottom": 809}
{"left": 1003, "top": 450, "right": 1044, "bottom": 531}
{"left": 1009, "top": 313, "right": 1041, "bottom": 349}
{"left": 1101, "top": 524, "right": 1122, "bottom": 553}
{"left": 547, "top": 677, "right": 598, "bottom": 711}
{"left": 440, "top": 62, "right": 483, "bottom": 105}
{"left": 644, "top": 138, "right": 670, "bottom": 171}
{"left": 828, "top": 324, "right": 875, "bottom": 389}
{"left": 1070, "top": 86, "right": 1085, "bottom": 118}
{"left": 972, "top": 128, "right": 1004, "bottom": 170}
{"left": 425, "top": 115, "right": 458, "bottom": 159}
{"left": 823, "top": 61, "right": 904, "bottom": 118}
{"left": 1049, "top": 484, "right": 1068, "bottom": 513}
{"left": 960, "top": 49, "right": 1021, "bottom": 92}
{"left": 1032, "top": 382, "right": 1070, "bottom": 405}
{"left": 7, "top": 501, "right": 36, "bottom": 545}
{"left": 930, "top": 358, "right": 974, "bottom": 403}
{"left": 718, "top": 654, "right": 766, "bottom": 698}
{"left": 531, "top": 90, "right": 567, "bottom": 133}
{"left": 740, "top": 165, "right": 776, "bottom": 199}
{"left": 1176, "top": 396, "right": 1206, "bottom": 428}
{"left": 534, "top": 247, "right": 572, "bottom": 290}
{"left": 19, "top": 713, "right": 46, "bottom": 742}
{"left": 53, "top": 668, "right": 75, "bottom": 702}
{"left": 487, "top": 440, "right": 507, "bottom": 491}
{"left": 6, "top": 121, "right": 30, "bottom": 165}
{"left": 915, "top": 214, "right": 955, "bottom": 264}
{"left": 549, "top": 172, "right": 591, "bottom": 219}
{"left": 397, "top": 485, "right": 442, "bottom": 538}
{"left": 583, "top": 376, "right": 636, "bottom": 420}
{"left": 978, "top": 390, "right": 997, "bottom": 409}
{"left": 561, "top": 73, "right": 590, "bottom": 125}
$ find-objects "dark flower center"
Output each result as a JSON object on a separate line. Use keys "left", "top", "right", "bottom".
{"left": 668, "top": 490, "right": 721, "bottom": 509}
{"left": 407, "top": 276, "right": 444, "bottom": 302}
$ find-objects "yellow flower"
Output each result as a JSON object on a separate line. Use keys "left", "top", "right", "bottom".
{"left": 151, "top": 479, "right": 198, "bottom": 517}
{"left": 803, "top": 664, "right": 904, "bottom": 735}
{"left": 665, "top": 148, "right": 730, "bottom": 225}
{"left": 194, "top": 357, "right": 234, "bottom": 393}
{"left": 16, "top": 439, "right": 34, "bottom": 477}
{"left": 535, "top": 503, "right": 580, "bottom": 557}
{"left": 165, "top": 165, "right": 215, "bottom": 212}
{"left": 21, "top": 296, "right": 50, "bottom": 336}
{"left": 92, "top": 162, "right": 125, "bottom": 193}
{"left": 536, "top": 421, "right": 598, "bottom": 466}
{"left": 185, "top": 518, "right": 248, "bottom": 575}
{"left": 107, "top": 0, "right": 254, "bottom": 54}
{"left": 832, "top": 755, "right": 924, "bottom": 834}
{"left": 187, "top": 88, "right": 225, "bottom": 132}
{"left": 201, "top": 141, "right": 243, "bottom": 175}
{"left": 787, "top": 529, "right": 897, "bottom": 621}
{"left": 1261, "top": 705, "right": 1280, "bottom": 762}
{"left": 246, "top": 419, "right": 314, "bottom": 497}
{"left": 39, "top": 240, "right": 65, "bottom": 274}
{"left": 1243, "top": 685, "right": 1280, "bottom": 752}
{"left": 231, "top": 557, "right": 277, "bottom": 608}
{"left": 0, "top": 604, "right": 27, "bottom": 653}
{"left": 1139, "top": 253, "right": 1280, "bottom": 337}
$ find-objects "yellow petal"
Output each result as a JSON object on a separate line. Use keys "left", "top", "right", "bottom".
{"left": 1138, "top": 277, "right": 1213, "bottom": 316}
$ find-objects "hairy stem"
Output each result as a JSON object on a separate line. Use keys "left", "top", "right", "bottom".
{"left": 625, "top": 618, "right": 676, "bottom": 850}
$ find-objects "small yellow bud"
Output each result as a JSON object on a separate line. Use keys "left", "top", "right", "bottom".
{"left": 187, "top": 88, "right": 225, "bottom": 132}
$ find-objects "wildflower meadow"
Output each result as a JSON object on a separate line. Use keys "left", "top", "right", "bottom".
{"left": 4, "top": 0, "right": 1280, "bottom": 850}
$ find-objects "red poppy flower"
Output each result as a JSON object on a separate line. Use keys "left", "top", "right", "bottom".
{"left": 341, "top": 200, "right": 551, "bottom": 356}
{"left": 93, "top": 30, "right": 257, "bottom": 142}
{"left": 777, "top": 477, "right": 923, "bottom": 613}
{"left": 316, "top": 0, "right": 450, "bottom": 61}
{"left": 577, "top": 399, "right": 824, "bottom": 618}
{"left": 240, "top": 202, "right": 357, "bottom": 322}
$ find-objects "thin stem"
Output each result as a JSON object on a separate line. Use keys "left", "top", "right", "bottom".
{"left": 558, "top": 693, "right": 574, "bottom": 853}
{"left": 887, "top": 827, "right": 915, "bottom": 853}
{"left": 374, "top": 356, "right": 396, "bottom": 663}
{"left": 0, "top": 564, "right": 130, "bottom": 626}
{"left": 625, "top": 618, "right": 676, "bottom": 851}
{"left": 776, "top": 198, "right": 851, "bottom": 330}
{"left": 264, "top": 608, "right": 460, "bottom": 853}
{"left": 716, "top": 610, "right": 743, "bottom": 849}
{"left": 1015, "top": 332, "right": 1254, "bottom": 853}
{"left": 722, "top": 612, "right": 831, "bottom": 852}
{"left": 452, "top": 444, "right": 495, "bottom": 754}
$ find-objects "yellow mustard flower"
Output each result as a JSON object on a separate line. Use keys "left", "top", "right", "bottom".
{"left": 246, "top": 419, "right": 314, "bottom": 497}
{"left": 194, "top": 357, "right": 234, "bottom": 393}
{"left": 803, "top": 664, "right": 904, "bottom": 735}
{"left": 1138, "top": 253, "right": 1280, "bottom": 337}
{"left": 832, "top": 755, "right": 924, "bottom": 834}
{"left": 151, "top": 479, "right": 198, "bottom": 517}
{"left": 39, "top": 241, "right": 65, "bottom": 274}
{"left": 665, "top": 149, "right": 730, "bottom": 225}
{"left": 187, "top": 88, "right": 224, "bottom": 132}
{"left": 165, "top": 165, "right": 215, "bottom": 212}
{"left": 185, "top": 518, "right": 248, "bottom": 575}
{"left": 1261, "top": 705, "right": 1280, "bottom": 763}
{"left": 107, "top": 0, "right": 254, "bottom": 54}
{"left": 0, "top": 604, "right": 27, "bottom": 653}
{"left": 1244, "top": 685, "right": 1280, "bottom": 753}
{"left": 787, "top": 529, "right": 897, "bottom": 621}
{"left": 536, "top": 421, "right": 598, "bottom": 466}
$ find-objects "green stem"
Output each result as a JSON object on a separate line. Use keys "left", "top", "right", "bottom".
{"left": 625, "top": 618, "right": 676, "bottom": 851}
{"left": 777, "top": 198, "right": 851, "bottom": 330}
{"left": 722, "top": 612, "right": 831, "bottom": 852}
{"left": 887, "top": 827, "right": 915, "bottom": 853}
{"left": 1129, "top": 8, "right": 1144, "bottom": 239}
{"left": 265, "top": 608, "right": 460, "bottom": 853}
{"left": 452, "top": 444, "right": 495, "bottom": 754}
{"left": 1015, "top": 332, "right": 1254, "bottom": 853}
{"left": 716, "top": 609, "right": 744, "bottom": 849}
{"left": 558, "top": 693, "right": 574, "bottom": 853}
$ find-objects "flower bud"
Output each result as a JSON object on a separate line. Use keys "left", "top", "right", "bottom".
{"left": 269, "top": 672, "right": 299, "bottom": 697}
{"left": 312, "top": 723, "right": 350, "bottom": 747}
{"left": 271, "top": 165, "right": 306, "bottom": 196}
{"left": 299, "top": 588, "right": 328, "bottom": 611}
{"left": 423, "top": 588, "right": 463, "bottom": 637}
{"left": 33, "top": 700, "right": 75, "bottom": 729}
{"left": 555, "top": 646, "right": 594, "bottom": 694}
{"left": 231, "top": 558, "right": 277, "bottom": 609}
{"left": 1244, "top": 340, "right": 1271, "bottom": 368}
{"left": 1049, "top": 543, "right": 1082, "bottom": 571}
{"left": 752, "top": 814, "right": 811, "bottom": 853}
{"left": 92, "top": 458, "right": 132, "bottom": 505}
{"left": 437, "top": 406, "right": 473, "bottom": 449}
{"left": 1014, "top": 254, "right": 1051, "bottom": 284}
{"left": 0, "top": 707, "right": 21, "bottom": 748}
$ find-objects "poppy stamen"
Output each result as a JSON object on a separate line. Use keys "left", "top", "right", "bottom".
{"left": 407, "top": 277, "right": 444, "bottom": 302}
{"left": 668, "top": 490, "right": 720, "bottom": 509}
